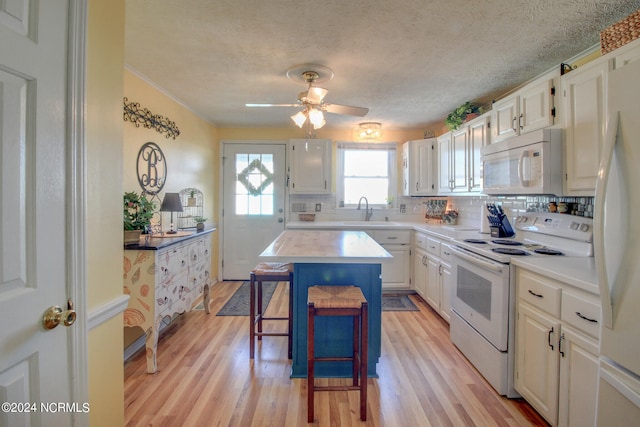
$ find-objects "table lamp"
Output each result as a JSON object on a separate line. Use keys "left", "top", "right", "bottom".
{"left": 160, "top": 192, "right": 183, "bottom": 234}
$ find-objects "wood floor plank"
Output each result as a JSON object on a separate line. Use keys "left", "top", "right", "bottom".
{"left": 125, "top": 281, "right": 548, "bottom": 426}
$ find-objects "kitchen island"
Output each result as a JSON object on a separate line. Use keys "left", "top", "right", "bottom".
{"left": 259, "top": 229, "right": 392, "bottom": 378}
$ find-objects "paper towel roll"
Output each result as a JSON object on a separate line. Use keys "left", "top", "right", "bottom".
{"left": 480, "top": 203, "right": 491, "bottom": 234}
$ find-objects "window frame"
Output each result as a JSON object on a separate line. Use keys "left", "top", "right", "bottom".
{"left": 336, "top": 142, "right": 398, "bottom": 208}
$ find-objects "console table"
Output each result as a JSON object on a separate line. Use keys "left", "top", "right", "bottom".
{"left": 123, "top": 228, "right": 214, "bottom": 373}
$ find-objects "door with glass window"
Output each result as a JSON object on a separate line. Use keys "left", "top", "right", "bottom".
{"left": 222, "top": 143, "right": 287, "bottom": 279}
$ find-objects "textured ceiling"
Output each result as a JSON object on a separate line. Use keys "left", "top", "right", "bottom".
{"left": 125, "top": 0, "right": 640, "bottom": 130}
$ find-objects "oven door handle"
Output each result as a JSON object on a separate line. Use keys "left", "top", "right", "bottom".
{"left": 450, "top": 245, "right": 505, "bottom": 273}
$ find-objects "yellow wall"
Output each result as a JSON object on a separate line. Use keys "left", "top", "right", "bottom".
{"left": 123, "top": 70, "right": 219, "bottom": 220}
{"left": 86, "top": 0, "right": 125, "bottom": 425}
{"left": 217, "top": 127, "right": 426, "bottom": 144}
{"left": 218, "top": 127, "right": 428, "bottom": 194}
{"left": 122, "top": 70, "right": 219, "bottom": 346}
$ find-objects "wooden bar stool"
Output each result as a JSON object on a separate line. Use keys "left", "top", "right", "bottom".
{"left": 249, "top": 262, "right": 293, "bottom": 359}
{"left": 307, "top": 285, "right": 368, "bottom": 423}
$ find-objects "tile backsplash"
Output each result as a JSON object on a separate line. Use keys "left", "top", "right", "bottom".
{"left": 289, "top": 194, "right": 594, "bottom": 225}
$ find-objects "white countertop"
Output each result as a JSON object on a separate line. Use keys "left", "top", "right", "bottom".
{"left": 512, "top": 256, "right": 599, "bottom": 295}
{"left": 259, "top": 229, "right": 393, "bottom": 264}
{"left": 286, "top": 220, "right": 484, "bottom": 241}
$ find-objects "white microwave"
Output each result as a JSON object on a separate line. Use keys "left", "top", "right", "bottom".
{"left": 481, "top": 129, "right": 563, "bottom": 195}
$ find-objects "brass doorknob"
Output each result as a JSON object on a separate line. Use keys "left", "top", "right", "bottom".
{"left": 43, "top": 300, "right": 76, "bottom": 330}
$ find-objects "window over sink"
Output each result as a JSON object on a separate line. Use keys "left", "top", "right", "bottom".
{"left": 336, "top": 142, "right": 397, "bottom": 207}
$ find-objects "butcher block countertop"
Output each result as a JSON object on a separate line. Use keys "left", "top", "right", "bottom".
{"left": 259, "top": 229, "right": 393, "bottom": 264}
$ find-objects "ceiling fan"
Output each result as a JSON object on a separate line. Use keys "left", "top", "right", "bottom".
{"left": 245, "top": 64, "right": 369, "bottom": 130}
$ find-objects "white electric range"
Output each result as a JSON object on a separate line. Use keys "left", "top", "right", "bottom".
{"left": 448, "top": 211, "right": 594, "bottom": 398}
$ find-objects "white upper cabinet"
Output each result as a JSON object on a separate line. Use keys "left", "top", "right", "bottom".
{"left": 491, "top": 72, "right": 557, "bottom": 144}
{"left": 451, "top": 126, "right": 470, "bottom": 192}
{"left": 491, "top": 95, "right": 520, "bottom": 142}
{"left": 437, "top": 132, "right": 453, "bottom": 194}
{"left": 288, "top": 139, "right": 331, "bottom": 194}
{"left": 561, "top": 58, "right": 611, "bottom": 195}
{"left": 467, "top": 114, "right": 490, "bottom": 192}
{"left": 612, "top": 37, "right": 640, "bottom": 68}
{"left": 438, "top": 112, "right": 489, "bottom": 194}
{"left": 520, "top": 78, "right": 555, "bottom": 133}
{"left": 402, "top": 138, "right": 437, "bottom": 196}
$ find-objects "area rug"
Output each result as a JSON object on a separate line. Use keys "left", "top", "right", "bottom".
{"left": 382, "top": 294, "right": 419, "bottom": 311}
{"left": 215, "top": 281, "right": 277, "bottom": 316}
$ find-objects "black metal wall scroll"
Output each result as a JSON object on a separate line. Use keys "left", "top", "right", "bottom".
{"left": 123, "top": 97, "right": 181, "bottom": 139}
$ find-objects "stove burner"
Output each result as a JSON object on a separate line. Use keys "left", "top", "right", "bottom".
{"left": 492, "top": 248, "right": 530, "bottom": 256}
{"left": 464, "top": 239, "right": 488, "bottom": 244}
{"left": 492, "top": 239, "right": 523, "bottom": 246}
{"left": 534, "top": 248, "right": 565, "bottom": 256}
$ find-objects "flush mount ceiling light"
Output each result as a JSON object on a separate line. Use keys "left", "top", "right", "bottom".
{"left": 357, "top": 122, "right": 382, "bottom": 140}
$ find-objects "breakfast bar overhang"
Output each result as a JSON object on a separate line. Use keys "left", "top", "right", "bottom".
{"left": 259, "top": 229, "right": 392, "bottom": 378}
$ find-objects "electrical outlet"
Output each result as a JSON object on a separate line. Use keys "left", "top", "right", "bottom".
{"left": 315, "top": 203, "right": 322, "bottom": 212}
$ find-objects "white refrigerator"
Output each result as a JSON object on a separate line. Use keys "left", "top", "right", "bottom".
{"left": 594, "top": 57, "right": 640, "bottom": 426}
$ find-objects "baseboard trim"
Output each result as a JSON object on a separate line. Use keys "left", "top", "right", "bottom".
{"left": 88, "top": 294, "right": 130, "bottom": 330}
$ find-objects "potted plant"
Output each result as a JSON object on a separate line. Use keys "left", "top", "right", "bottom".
{"left": 193, "top": 216, "right": 207, "bottom": 231}
{"left": 187, "top": 189, "right": 197, "bottom": 207}
{"left": 444, "top": 102, "right": 482, "bottom": 131}
{"left": 123, "top": 191, "right": 156, "bottom": 244}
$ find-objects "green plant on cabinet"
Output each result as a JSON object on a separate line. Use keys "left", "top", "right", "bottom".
{"left": 445, "top": 101, "right": 482, "bottom": 131}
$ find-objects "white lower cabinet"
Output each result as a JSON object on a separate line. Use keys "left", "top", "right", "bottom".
{"left": 413, "top": 231, "right": 451, "bottom": 323}
{"left": 426, "top": 253, "right": 440, "bottom": 310}
{"left": 439, "top": 244, "right": 453, "bottom": 323}
{"left": 557, "top": 325, "right": 599, "bottom": 427}
{"left": 370, "top": 230, "right": 411, "bottom": 291}
{"left": 380, "top": 244, "right": 411, "bottom": 290}
{"left": 515, "top": 267, "right": 600, "bottom": 426}
{"left": 412, "top": 245, "right": 427, "bottom": 299}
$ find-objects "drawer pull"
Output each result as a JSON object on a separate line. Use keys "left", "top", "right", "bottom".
{"left": 528, "top": 289, "right": 544, "bottom": 298}
{"left": 387, "top": 236, "right": 398, "bottom": 240}
{"left": 576, "top": 311, "right": 598, "bottom": 323}
{"left": 548, "top": 326, "right": 555, "bottom": 350}
{"left": 559, "top": 333, "right": 565, "bottom": 358}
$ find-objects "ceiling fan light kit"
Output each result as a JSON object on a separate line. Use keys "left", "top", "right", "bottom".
{"left": 358, "top": 122, "right": 382, "bottom": 140}
{"left": 246, "top": 63, "right": 369, "bottom": 129}
{"left": 290, "top": 106, "right": 326, "bottom": 130}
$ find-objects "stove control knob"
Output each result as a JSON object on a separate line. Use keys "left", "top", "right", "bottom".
{"left": 579, "top": 223, "right": 590, "bottom": 232}
{"left": 570, "top": 221, "right": 580, "bottom": 230}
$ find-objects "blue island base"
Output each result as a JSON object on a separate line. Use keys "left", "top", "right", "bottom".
{"left": 290, "top": 263, "right": 382, "bottom": 378}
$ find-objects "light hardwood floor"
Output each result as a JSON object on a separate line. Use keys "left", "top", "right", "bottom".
{"left": 124, "top": 281, "right": 548, "bottom": 426}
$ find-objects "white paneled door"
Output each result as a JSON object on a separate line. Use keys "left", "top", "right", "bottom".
{"left": 0, "top": 1, "right": 85, "bottom": 426}
{"left": 222, "top": 143, "right": 286, "bottom": 279}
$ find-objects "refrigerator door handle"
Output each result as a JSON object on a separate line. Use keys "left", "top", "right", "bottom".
{"left": 594, "top": 111, "right": 619, "bottom": 328}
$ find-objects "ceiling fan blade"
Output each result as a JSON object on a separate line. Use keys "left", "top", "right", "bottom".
{"left": 324, "top": 103, "right": 369, "bottom": 117}
{"left": 245, "top": 103, "right": 300, "bottom": 108}
{"left": 306, "top": 87, "right": 328, "bottom": 104}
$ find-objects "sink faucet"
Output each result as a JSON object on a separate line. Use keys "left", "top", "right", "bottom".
{"left": 357, "top": 196, "right": 373, "bottom": 221}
